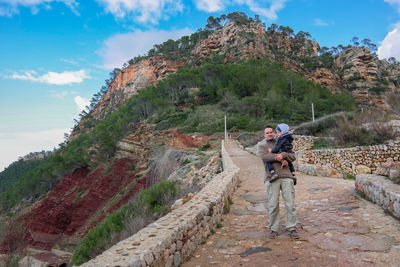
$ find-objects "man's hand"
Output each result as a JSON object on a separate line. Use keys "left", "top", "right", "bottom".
{"left": 275, "top": 154, "right": 283, "bottom": 161}
{"left": 281, "top": 160, "right": 288, "bottom": 167}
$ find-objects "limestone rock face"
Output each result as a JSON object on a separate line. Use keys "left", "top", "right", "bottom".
{"left": 335, "top": 47, "right": 378, "bottom": 81}
{"left": 333, "top": 47, "right": 397, "bottom": 109}
{"left": 308, "top": 68, "right": 341, "bottom": 92}
{"left": 192, "top": 21, "right": 267, "bottom": 62}
{"left": 93, "top": 56, "right": 185, "bottom": 121}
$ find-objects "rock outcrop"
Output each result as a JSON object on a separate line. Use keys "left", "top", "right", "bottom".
{"left": 91, "top": 57, "right": 185, "bottom": 121}
{"left": 192, "top": 21, "right": 267, "bottom": 62}
{"left": 75, "top": 20, "right": 400, "bottom": 135}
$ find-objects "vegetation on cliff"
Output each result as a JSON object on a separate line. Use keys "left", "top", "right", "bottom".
{"left": 0, "top": 56, "right": 355, "bottom": 213}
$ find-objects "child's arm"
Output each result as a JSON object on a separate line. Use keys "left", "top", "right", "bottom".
{"left": 271, "top": 138, "right": 286, "bottom": 153}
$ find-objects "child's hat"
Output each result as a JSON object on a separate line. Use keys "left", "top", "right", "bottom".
{"left": 276, "top": 123, "right": 290, "bottom": 135}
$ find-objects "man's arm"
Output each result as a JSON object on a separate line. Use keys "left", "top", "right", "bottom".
{"left": 277, "top": 152, "right": 296, "bottom": 163}
{"left": 256, "top": 141, "right": 277, "bottom": 162}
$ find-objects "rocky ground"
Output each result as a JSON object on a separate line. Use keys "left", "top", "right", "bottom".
{"left": 183, "top": 141, "right": 400, "bottom": 267}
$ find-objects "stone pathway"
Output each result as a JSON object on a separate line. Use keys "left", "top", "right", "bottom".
{"left": 183, "top": 141, "right": 400, "bottom": 267}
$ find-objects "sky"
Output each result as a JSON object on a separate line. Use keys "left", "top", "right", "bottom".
{"left": 1, "top": 0, "right": 400, "bottom": 171}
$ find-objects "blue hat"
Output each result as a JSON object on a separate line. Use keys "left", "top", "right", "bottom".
{"left": 276, "top": 123, "right": 290, "bottom": 135}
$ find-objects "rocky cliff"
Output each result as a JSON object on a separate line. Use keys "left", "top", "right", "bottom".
{"left": 78, "top": 57, "right": 185, "bottom": 131}
{"left": 78, "top": 21, "right": 399, "bottom": 135}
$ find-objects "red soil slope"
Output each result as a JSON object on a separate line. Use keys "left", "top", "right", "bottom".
{"left": 2, "top": 158, "right": 146, "bottom": 251}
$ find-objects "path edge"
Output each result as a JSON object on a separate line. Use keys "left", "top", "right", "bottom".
{"left": 81, "top": 140, "right": 240, "bottom": 267}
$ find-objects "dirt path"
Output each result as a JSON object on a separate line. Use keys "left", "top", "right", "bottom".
{"left": 183, "top": 140, "right": 400, "bottom": 267}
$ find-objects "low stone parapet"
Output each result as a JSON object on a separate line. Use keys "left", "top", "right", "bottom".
{"left": 81, "top": 140, "right": 240, "bottom": 267}
{"left": 355, "top": 174, "right": 400, "bottom": 219}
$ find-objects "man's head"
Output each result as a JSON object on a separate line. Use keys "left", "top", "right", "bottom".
{"left": 264, "top": 125, "right": 275, "bottom": 140}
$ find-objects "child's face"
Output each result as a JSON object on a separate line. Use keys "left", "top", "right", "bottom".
{"left": 276, "top": 131, "right": 282, "bottom": 137}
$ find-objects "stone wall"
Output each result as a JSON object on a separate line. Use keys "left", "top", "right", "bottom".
{"left": 355, "top": 174, "right": 400, "bottom": 219}
{"left": 295, "top": 138, "right": 400, "bottom": 178}
{"left": 81, "top": 140, "right": 240, "bottom": 267}
{"left": 293, "top": 135, "right": 318, "bottom": 151}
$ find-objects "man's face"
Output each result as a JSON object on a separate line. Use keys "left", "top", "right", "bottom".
{"left": 264, "top": 127, "right": 275, "bottom": 140}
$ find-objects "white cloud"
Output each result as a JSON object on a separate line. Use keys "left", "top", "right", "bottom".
{"left": 0, "top": 128, "right": 69, "bottom": 171}
{"left": 377, "top": 23, "right": 400, "bottom": 60}
{"left": 385, "top": 0, "right": 400, "bottom": 13}
{"left": 98, "top": 28, "right": 192, "bottom": 69}
{"left": 0, "top": 0, "right": 79, "bottom": 17}
{"left": 234, "top": 0, "right": 288, "bottom": 20}
{"left": 74, "top": 96, "right": 90, "bottom": 112}
{"left": 95, "top": 0, "right": 183, "bottom": 24}
{"left": 196, "top": 0, "right": 226, "bottom": 12}
{"left": 313, "top": 18, "right": 329, "bottom": 27}
{"left": 50, "top": 90, "right": 68, "bottom": 99}
{"left": 60, "top": 58, "right": 79, "bottom": 65}
{"left": 10, "top": 69, "right": 90, "bottom": 85}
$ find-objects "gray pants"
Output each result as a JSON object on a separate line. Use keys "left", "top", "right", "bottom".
{"left": 265, "top": 178, "right": 297, "bottom": 232}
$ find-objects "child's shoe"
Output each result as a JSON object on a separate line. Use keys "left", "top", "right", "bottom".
{"left": 291, "top": 174, "right": 297, "bottom": 185}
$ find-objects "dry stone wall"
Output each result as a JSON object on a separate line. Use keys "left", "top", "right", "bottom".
{"left": 81, "top": 140, "right": 240, "bottom": 267}
{"left": 294, "top": 137, "right": 400, "bottom": 178}
{"left": 355, "top": 174, "right": 400, "bottom": 219}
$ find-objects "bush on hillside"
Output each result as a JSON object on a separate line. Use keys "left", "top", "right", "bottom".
{"left": 328, "top": 112, "right": 396, "bottom": 147}
{"left": 71, "top": 180, "right": 177, "bottom": 265}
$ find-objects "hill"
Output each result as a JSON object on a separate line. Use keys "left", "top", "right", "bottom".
{"left": 0, "top": 11, "right": 399, "bottom": 264}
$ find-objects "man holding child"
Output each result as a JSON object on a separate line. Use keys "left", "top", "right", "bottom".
{"left": 257, "top": 124, "right": 299, "bottom": 239}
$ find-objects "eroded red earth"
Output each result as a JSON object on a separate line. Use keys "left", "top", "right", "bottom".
{"left": 1, "top": 158, "right": 147, "bottom": 252}
{"left": 1, "top": 129, "right": 211, "bottom": 254}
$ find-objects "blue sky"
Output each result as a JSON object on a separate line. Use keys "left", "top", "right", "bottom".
{"left": 1, "top": 0, "right": 400, "bottom": 170}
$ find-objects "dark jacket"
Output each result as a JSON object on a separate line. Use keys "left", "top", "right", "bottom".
{"left": 271, "top": 133, "right": 293, "bottom": 153}
{"left": 257, "top": 138, "right": 296, "bottom": 181}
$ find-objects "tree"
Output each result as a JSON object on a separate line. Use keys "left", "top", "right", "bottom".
{"left": 295, "top": 31, "right": 311, "bottom": 40}
{"left": 388, "top": 57, "right": 397, "bottom": 64}
{"left": 337, "top": 44, "right": 346, "bottom": 53}
{"left": 351, "top": 36, "right": 360, "bottom": 47}
{"left": 278, "top": 25, "right": 294, "bottom": 37}
{"left": 330, "top": 46, "right": 339, "bottom": 55}
{"left": 268, "top": 23, "right": 278, "bottom": 32}
{"left": 361, "top": 38, "right": 377, "bottom": 53}
{"left": 319, "top": 46, "right": 331, "bottom": 56}
{"left": 205, "top": 16, "right": 222, "bottom": 30}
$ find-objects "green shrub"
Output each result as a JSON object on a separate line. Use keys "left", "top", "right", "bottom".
{"left": 343, "top": 173, "right": 356, "bottom": 180}
{"left": 71, "top": 180, "right": 177, "bottom": 265}
{"left": 199, "top": 142, "right": 211, "bottom": 151}
{"left": 311, "top": 138, "right": 335, "bottom": 149}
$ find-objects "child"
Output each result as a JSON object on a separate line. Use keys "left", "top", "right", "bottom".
{"left": 265, "top": 123, "right": 296, "bottom": 184}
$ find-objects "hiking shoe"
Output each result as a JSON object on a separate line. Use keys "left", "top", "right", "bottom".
{"left": 270, "top": 172, "right": 278, "bottom": 182}
{"left": 288, "top": 230, "right": 300, "bottom": 239}
{"left": 268, "top": 231, "right": 279, "bottom": 239}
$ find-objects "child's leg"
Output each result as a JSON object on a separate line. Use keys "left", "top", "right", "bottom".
{"left": 288, "top": 162, "right": 297, "bottom": 185}
{"left": 265, "top": 162, "right": 275, "bottom": 173}
{"left": 288, "top": 162, "right": 295, "bottom": 174}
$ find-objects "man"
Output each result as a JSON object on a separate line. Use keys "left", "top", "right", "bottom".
{"left": 257, "top": 125, "right": 299, "bottom": 239}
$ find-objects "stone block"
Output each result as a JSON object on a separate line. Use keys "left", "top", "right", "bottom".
{"left": 356, "top": 165, "right": 371, "bottom": 174}
{"left": 390, "top": 169, "right": 400, "bottom": 179}
{"left": 173, "top": 252, "right": 181, "bottom": 267}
